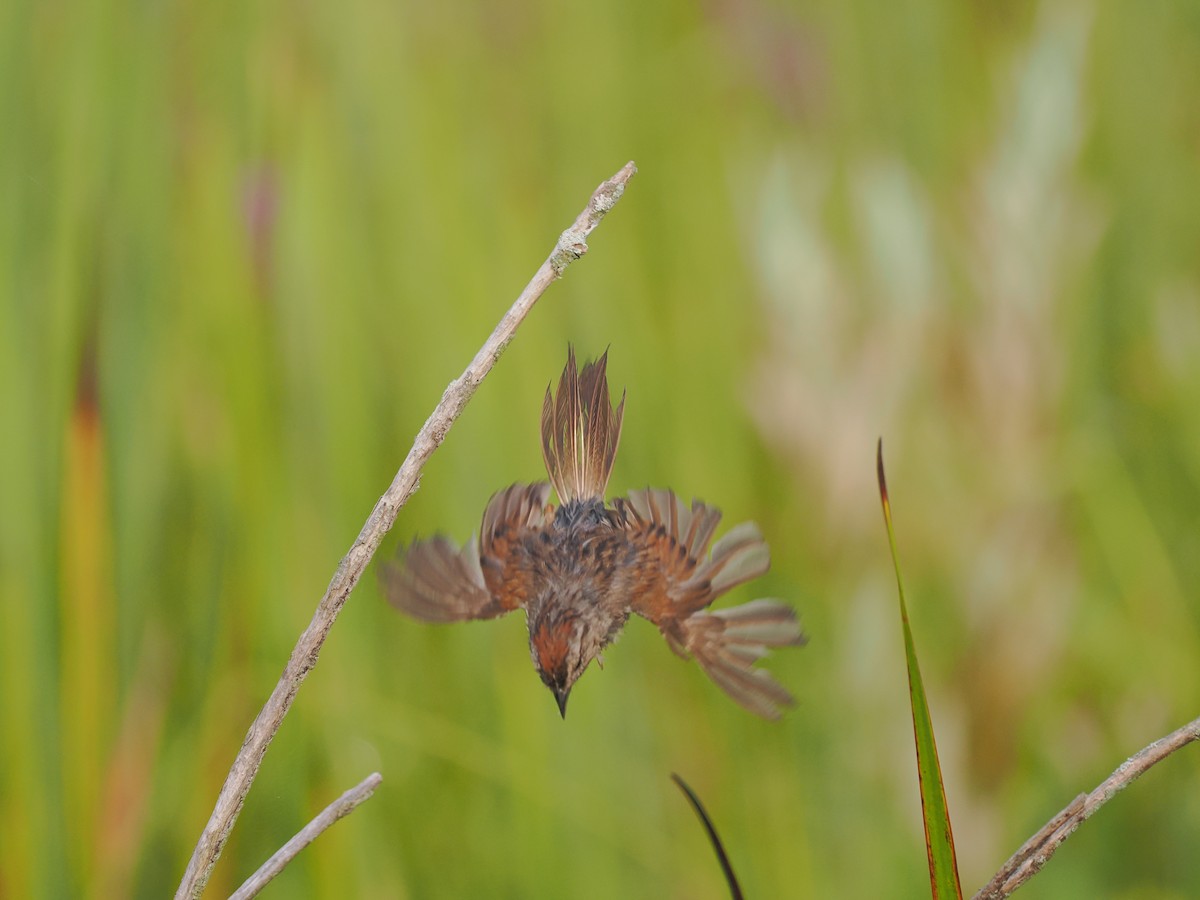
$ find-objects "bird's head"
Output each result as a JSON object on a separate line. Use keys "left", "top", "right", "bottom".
{"left": 528, "top": 608, "right": 604, "bottom": 718}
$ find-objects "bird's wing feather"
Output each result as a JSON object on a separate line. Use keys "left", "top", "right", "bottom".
{"left": 379, "top": 534, "right": 499, "bottom": 622}
{"left": 380, "top": 482, "right": 553, "bottom": 622}
{"left": 615, "top": 488, "right": 804, "bottom": 718}
{"left": 616, "top": 488, "right": 763, "bottom": 618}
{"left": 478, "top": 482, "right": 554, "bottom": 607}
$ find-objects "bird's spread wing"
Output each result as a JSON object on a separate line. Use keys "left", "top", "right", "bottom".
{"left": 478, "top": 482, "right": 553, "bottom": 606}
{"left": 615, "top": 488, "right": 804, "bottom": 718}
{"left": 379, "top": 534, "right": 497, "bottom": 622}
{"left": 380, "top": 482, "right": 552, "bottom": 622}
{"left": 615, "top": 488, "right": 765, "bottom": 618}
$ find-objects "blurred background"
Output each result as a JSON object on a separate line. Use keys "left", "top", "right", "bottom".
{"left": 3, "top": 0, "right": 1200, "bottom": 896}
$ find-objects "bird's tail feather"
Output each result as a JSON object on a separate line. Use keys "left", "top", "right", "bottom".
{"left": 541, "top": 346, "right": 625, "bottom": 502}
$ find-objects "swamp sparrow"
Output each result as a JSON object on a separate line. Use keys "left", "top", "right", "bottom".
{"left": 381, "top": 348, "right": 804, "bottom": 718}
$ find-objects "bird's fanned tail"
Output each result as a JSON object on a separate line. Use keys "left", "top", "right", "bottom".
{"left": 541, "top": 346, "right": 625, "bottom": 502}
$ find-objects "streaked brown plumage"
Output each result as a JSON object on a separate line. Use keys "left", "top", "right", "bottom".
{"left": 380, "top": 347, "right": 805, "bottom": 718}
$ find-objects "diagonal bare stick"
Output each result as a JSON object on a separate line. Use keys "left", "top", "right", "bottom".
{"left": 175, "top": 161, "right": 638, "bottom": 899}
{"left": 229, "top": 772, "right": 383, "bottom": 900}
{"left": 973, "top": 713, "right": 1200, "bottom": 899}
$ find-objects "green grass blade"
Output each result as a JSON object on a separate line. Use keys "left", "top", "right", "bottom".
{"left": 671, "top": 774, "right": 744, "bottom": 900}
{"left": 876, "top": 441, "right": 963, "bottom": 900}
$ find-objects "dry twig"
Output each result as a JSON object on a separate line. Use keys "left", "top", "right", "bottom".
{"left": 175, "top": 161, "right": 637, "bottom": 899}
{"left": 229, "top": 772, "right": 383, "bottom": 900}
{"left": 973, "top": 713, "right": 1200, "bottom": 899}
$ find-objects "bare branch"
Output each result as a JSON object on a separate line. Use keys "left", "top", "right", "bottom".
{"left": 973, "top": 714, "right": 1200, "bottom": 899}
{"left": 229, "top": 772, "right": 383, "bottom": 900}
{"left": 175, "top": 162, "right": 638, "bottom": 899}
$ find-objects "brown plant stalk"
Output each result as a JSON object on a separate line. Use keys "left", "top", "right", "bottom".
{"left": 174, "top": 161, "right": 638, "bottom": 899}
{"left": 229, "top": 772, "right": 384, "bottom": 900}
{"left": 973, "top": 713, "right": 1200, "bottom": 899}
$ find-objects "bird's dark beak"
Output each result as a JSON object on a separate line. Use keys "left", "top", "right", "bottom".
{"left": 554, "top": 686, "right": 570, "bottom": 719}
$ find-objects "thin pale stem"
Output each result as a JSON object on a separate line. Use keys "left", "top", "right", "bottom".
{"left": 973, "top": 713, "right": 1200, "bottom": 899}
{"left": 229, "top": 772, "right": 383, "bottom": 900}
{"left": 174, "top": 162, "right": 637, "bottom": 899}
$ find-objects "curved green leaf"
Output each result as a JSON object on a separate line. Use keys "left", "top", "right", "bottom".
{"left": 877, "top": 440, "right": 963, "bottom": 900}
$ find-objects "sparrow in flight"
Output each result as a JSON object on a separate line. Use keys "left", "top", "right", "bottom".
{"left": 381, "top": 347, "right": 804, "bottom": 718}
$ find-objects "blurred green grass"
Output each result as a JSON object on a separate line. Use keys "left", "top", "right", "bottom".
{"left": 3, "top": 0, "right": 1200, "bottom": 897}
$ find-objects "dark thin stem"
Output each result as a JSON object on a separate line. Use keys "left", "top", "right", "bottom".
{"left": 672, "top": 773, "right": 744, "bottom": 900}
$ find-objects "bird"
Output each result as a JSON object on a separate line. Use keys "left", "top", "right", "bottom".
{"left": 380, "top": 347, "right": 805, "bottom": 719}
